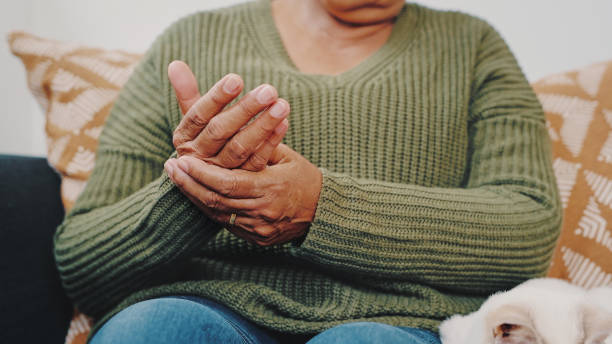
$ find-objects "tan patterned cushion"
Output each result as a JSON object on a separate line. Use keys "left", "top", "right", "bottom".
{"left": 8, "top": 31, "right": 142, "bottom": 344}
{"left": 533, "top": 60, "right": 612, "bottom": 288}
{"left": 8, "top": 31, "right": 142, "bottom": 210}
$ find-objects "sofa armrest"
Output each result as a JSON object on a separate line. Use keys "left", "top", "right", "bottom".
{"left": 0, "top": 155, "right": 72, "bottom": 344}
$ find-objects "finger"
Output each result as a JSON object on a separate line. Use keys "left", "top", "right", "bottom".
{"left": 173, "top": 73, "right": 244, "bottom": 147}
{"left": 241, "top": 118, "right": 289, "bottom": 171}
{"left": 216, "top": 213, "right": 257, "bottom": 233}
{"left": 252, "top": 225, "right": 279, "bottom": 238}
{"left": 180, "top": 189, "right": 266, "bottom": 228}
{"left": 184, "top": 196, "right": 236, "bottom": 228}
{"left": 166, "top": 161, "right": 259, "bottom": 228}
{"left": 191, "top": 84, "right": 278, "bottom": 157}
{"left": 212, "top": 99, "right": 289, "bottom": 169}
{"left": 269, "top": 143, "right": 293, "bottom": 165}
{"left": 168, "top": 61, "right": 200, "bottom": 115}
{"left": 226, "top": 226, "right": 261, "bottom": 244}
{"left": 165, "top": 159, "right": 260, "bottom": 211}
{"left": 187, "top": 196, "right": 244, "bottom": 229}
{"left": 225, "top": 223, "right": 279, "bottom": 245}
{"left": 176, "top": 156, "right": 261, "bottom": 198}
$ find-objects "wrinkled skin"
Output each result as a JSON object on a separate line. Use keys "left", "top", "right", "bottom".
{"left": 164, "top": 0, "right": 405, "bottom": 245}
{"left": 165, "top": 61, "right": 321, "bottom": 246}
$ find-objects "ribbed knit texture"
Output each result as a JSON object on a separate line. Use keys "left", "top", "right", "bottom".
{"left": 53, "top": 1, "right": 563, "bottom": 340}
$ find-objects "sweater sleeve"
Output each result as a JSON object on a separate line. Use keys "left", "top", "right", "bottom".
{"left": 53, "top": 33, "right": 221, "bottom": 319}
{"left": 291, "top": 23, "right": 563, "bottom": 295}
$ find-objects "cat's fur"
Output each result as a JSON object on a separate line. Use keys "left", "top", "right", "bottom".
{"left": 439, "top": 278, "right": 612, "bottom": 344}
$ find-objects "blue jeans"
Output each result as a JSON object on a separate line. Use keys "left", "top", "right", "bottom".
{"left": 90, "top": 296, "right": 441, "bottom": 344}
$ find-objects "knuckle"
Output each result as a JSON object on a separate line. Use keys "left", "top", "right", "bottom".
{"left": 220, "top": 175, "right": 239, "bottom": 196}
{"left": 203, "top": 117, "right": 227, "bottom": 141}
{"left": 253, "top": 123, "right": 273, "bottom": 138}
{"left": 248, "top": 152, "right": 268, "bottom": 170}
{"left": 172, "top": 135, "right": 182, "bottom": 149}
{"left": 215, "top": 154, "right": 235, "bottom": 169}
{"left": 237, "top": 96, "right": 257, "bottom": 116}
{"left": 176, "top": 143, "right": 197, "bottom": 158}
{"left": 207, "top": 89, "right": 227, "bottom": 108}
{"left": 227, "top": 140, "right": 250, "bottom": 161}
{"left": 205, "top": 192, "right": 222, "bottom": 210}
{"left": 240, "top": 161, "right": 255, "bottom": 172}
{"left": 172, "top": 130, "right": 186, "bottom": 147}
{"left": 201, "top": 156, "right": 223, "bottom": 168}
{"left": 187, "top": 113, "right": 208, "bottom": 128}
{"left": 260, "top": 208, "right": 280, "bottom": 222}
{"left": 261, "top": 112, "right": 283, "bottom": 132}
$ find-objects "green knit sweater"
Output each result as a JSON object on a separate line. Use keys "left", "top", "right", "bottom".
{"left": 54, "top": 0, "right": 562, "bottom": 340}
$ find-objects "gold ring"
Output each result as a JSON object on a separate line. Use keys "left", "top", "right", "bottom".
{"left": 229, "top": 213, "right": 237, "bottom": 226}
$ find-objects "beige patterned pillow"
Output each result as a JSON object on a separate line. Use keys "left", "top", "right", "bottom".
{"left": 8, "top": 31, "right": 142, "bottom": 344}
{"left": 8, "top": 31, "right": 142, "bottom": 210}
{"left": 533, "top": 60, "right": 612, "bottom": 288}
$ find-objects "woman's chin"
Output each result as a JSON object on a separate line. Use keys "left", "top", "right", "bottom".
{"left": 322, "top": 0, "right": 404, "bottom": 25}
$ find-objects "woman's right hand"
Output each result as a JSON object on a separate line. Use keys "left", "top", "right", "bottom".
{"left": 167, "top": 61, "right": 289, "bottom": 172}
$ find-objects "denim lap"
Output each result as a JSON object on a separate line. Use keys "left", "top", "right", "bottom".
{"left": 90, "top": 296, "right": 277, "bottom": 344}
{"left": 89, "top": 296, "right": 441, "bottom": 344}
{"left": 307, "top": 322, "right": 441, "bottom": 344}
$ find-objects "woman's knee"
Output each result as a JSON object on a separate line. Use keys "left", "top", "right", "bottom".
{"left": 307, "top": 322, "right": 440, "bottom": 344}
{"left": 90, "top": 297, "right": 247, "bottom": 344}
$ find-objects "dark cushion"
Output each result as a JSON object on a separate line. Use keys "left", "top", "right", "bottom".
{"left": 0, "top": 155, "right": 72, "bottom": 344}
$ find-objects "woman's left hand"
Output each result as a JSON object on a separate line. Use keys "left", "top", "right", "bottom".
{"left": 164, "top": 144, "right": 323, "bottom": 246}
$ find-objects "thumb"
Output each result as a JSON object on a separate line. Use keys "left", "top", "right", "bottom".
{"left": 168, "top": 60, "right": 200, "bottom": 115}
{"left": 269, "top": 144, "right": 294, "bottom": 165}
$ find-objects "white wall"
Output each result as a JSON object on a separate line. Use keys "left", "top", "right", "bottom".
{"left": 421, "top": 0, "right": 612, "bottom": 80}
{"left": 0, "top": 0, "right": 247, "bottom": 157}
{"left": 2, "top": 0, "right": 611, "bottom": 157}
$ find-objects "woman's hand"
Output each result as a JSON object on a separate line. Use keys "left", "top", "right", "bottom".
{"left": 168, "top": 61, "right": 289, "bottom": 171}
{"left": 164, "top": 144, "right": 323, "bottom": 246}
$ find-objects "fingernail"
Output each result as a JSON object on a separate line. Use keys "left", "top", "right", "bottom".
{"left": 223, "top": 74, "right": 241, "bottom": 94}
{"left": 177, "top": 158, "right": 189, "bottom": 173}
{"left": 256, "top": 85, "right": 275, "bottom": 104}
{"left": 269, "top": 101, "right": 287, "bottom": 118}
{"left": 164, "top": 160, "right": 175, "bottom": 178}
{"left": 275, "top": 119, "right": 288, "bottom": 134}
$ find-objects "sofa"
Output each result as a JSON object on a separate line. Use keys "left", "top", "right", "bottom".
{"left": 3, "top": 30, "right": 612, "bottom": 344}
{"left": 0, "top": 155, "right": 73, "bottom": 343}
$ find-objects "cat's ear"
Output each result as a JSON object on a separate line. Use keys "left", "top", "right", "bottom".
{"left": 582, "top": 304, "right": 612, "bottom": 344}
{"left": 492, "top": 323, "right": 538, "bottom": 344}
{"left": 485, "top": 304, "right": 539, "bottom": 344}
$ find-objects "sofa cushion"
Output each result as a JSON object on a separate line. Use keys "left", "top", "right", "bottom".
{"left": 7, "top": 31, "right": 142, "bottom": 211}
{"left": 0, "top": 155, "right": 72, "bottom": 344}
{"left": 8, "top": 31, "right": 142, "bottom": 344}
{"left": 533, "top": 60, "right": 612, "bottom": 288}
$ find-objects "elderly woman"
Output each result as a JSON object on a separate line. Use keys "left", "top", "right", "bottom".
{"left": 54, "top": 0, "right": 562, "bottom": 343}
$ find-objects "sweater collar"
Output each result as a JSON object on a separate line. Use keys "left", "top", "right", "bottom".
{"left": 243, "top": 0, "right": 422, "bottom": 85}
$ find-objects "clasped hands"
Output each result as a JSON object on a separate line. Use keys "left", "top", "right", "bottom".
{"left": 163, "top": 61, "right": 322, "bottom": 246}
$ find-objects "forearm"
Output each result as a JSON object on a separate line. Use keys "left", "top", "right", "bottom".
{"left": 292, "top": 165, "right": 561, "bottom": 294}
{"left": 289, "top": 20, "right": 564, "bottom": 295}
{"left": 54, "top": 149, "right": 222, "bottom": 318}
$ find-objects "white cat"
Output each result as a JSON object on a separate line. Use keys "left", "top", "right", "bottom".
{"left": 439, "top": 278, "right": 612, "bottom": 344}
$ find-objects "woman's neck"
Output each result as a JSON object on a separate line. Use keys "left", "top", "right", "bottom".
{"left": 271, "top": 0, "right": 396, "bottom": 75}
{"left": 295, "top": 0, "right": 395, "bottom": 44}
